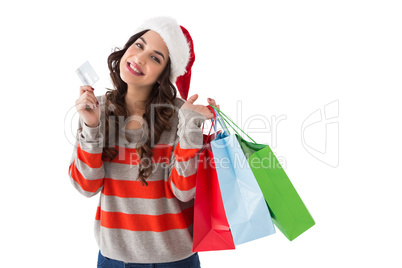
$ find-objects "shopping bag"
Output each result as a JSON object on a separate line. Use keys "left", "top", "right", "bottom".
{"left": 192, "top": 113, "right": 235, "bottom": 252}
{"left": 214, "top": 106, "right": 315, "bottom": 241}
{"left": 210, "top": 111, "right": 275, "bottom": 245}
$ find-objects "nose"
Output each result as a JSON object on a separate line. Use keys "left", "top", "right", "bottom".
{"left": 134, "top": 52, "right": 146, "bottom": 65}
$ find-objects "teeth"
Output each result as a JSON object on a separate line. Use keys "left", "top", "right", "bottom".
{"left": 129, "top": 63, "right": 142, "bottom": 74}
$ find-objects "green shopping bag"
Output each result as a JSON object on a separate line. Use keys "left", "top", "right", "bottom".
{"left": 212, "top": 106, "right": 315, "bottom": 241}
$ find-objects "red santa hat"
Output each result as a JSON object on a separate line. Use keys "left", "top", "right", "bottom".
{"left": 135, "top": 17, "right": 195, "bottom": 100}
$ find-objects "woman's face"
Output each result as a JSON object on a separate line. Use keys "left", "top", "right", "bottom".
{"left": 119, "top": 30, "right": 169, "bottom": 89}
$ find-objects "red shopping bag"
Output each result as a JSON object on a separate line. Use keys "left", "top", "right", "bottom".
{"left": 192, "top": 112, "right": 235, "bottom": 252}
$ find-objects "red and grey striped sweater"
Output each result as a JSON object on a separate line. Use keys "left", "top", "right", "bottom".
{"left": 68, "top": 96, "right": 206, "bottom": 263}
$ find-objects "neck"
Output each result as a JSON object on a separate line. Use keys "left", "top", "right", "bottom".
{"left": 125, "top": 85, "right": 152, "bottom": 116}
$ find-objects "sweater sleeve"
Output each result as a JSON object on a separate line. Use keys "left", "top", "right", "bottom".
{"left": 68, "top": 98, "right": 105, "bottom": 198}
{"left": 167, "top": 107, "right": 207, "bottom": 202}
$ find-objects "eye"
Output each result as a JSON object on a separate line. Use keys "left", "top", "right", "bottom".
{"left": 151, "top": 56, "right": 161, "bottom": 63}
{"left": 135, "top": 43, "right": 143, "bottom": 49}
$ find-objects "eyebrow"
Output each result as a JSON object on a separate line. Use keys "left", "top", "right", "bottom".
{"left": 139, "top": 37, "right": 166, "bottom": 61}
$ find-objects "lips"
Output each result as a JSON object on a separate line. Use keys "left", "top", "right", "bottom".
{"left": 127, "top": 61, "right": 144, "bottom": 76}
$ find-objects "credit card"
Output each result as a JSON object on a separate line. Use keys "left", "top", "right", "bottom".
{"left": 76, "top": 61, "right": 99, "bottom": 86}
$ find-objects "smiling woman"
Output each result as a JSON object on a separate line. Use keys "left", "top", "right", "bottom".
{"left": 119, "top": 30, "right": 169, "bottom": 88}
{"left": 69, "top": 16, "right": 220, "bottom": 267}
{"left": 104, "top": 28, "right": 176, "bottom": 183}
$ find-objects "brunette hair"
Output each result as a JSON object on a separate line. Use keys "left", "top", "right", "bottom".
{"left": 103, "top": 29, "right": 177, "bottom": 186}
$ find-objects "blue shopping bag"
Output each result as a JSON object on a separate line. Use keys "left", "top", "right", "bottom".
{"left": 210, "top": 110, "right": 275, "bottom": 245}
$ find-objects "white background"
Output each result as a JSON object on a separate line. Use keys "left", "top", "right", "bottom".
{"left": 1, "top": 0, "right": 401, "bottom": 267}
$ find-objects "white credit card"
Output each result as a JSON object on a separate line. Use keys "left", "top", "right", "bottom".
{"left": 76, "top": 61, "right": 99, "bottom": 86}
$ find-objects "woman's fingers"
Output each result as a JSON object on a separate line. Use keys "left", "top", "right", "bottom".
{"left": 75, "top": 86, "right": 100, "bottom": 127}
{"left": 207, "top": 98, "right": 220, "bottom": 110}
{"left": 76, "top": 87, "right": 98, "bottom": 110}
{"left": 80, "top": 85, "right": 94, "bottom": 95}
{"left": 186, "top": 94, "right": 199, "bottom": 104}
{"left": 79, "top": 94, "right": 97, "bottom": 110}
{"left": 76, "top": 98, "right": 96, "bottom": 111}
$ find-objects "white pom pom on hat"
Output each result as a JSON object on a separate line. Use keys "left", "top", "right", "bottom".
{"left": 135, "top": 16, "right": 194, "bottom": 100}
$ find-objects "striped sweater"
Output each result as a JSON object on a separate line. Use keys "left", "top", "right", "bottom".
{"left": 68, "top": 96, "right": 207, "bottom": 263}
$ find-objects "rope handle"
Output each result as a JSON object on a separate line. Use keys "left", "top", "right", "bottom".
{"left": 209, "top": 105, "right": 257, "bottom": 144}
{"left": 201, "top": 106, "right": 219, "bottom": 147}
{"left": 213, "top": 107, "right": 230, "bottom": 135}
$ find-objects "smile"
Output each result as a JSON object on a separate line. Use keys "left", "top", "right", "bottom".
{"left": 127, "top": 62, "right": 144, "bottom": 76}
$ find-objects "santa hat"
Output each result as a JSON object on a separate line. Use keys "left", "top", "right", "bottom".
{"left": 135, "top": 16, "right": 194, "bottom": 100}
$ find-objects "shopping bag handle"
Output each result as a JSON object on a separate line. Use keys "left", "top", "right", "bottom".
{"left": 210, "top": 105, "right": 257, "bottom": 144}
{"left": 206, "top": 105, "right": 218, "bottom": 135}
{"left": 212, "top": 107, "right": 230, "bottom": 135}
{"left": 201, "top": 106, "right": 219, "bottom": 148}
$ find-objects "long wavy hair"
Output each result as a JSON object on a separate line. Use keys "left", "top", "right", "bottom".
{"left": 103, "top": 29, "right": 177, "bottom": 186}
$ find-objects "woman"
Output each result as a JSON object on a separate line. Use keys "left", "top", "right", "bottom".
{"left": 69, "top": 17, "right": 219, "bottom": 267}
